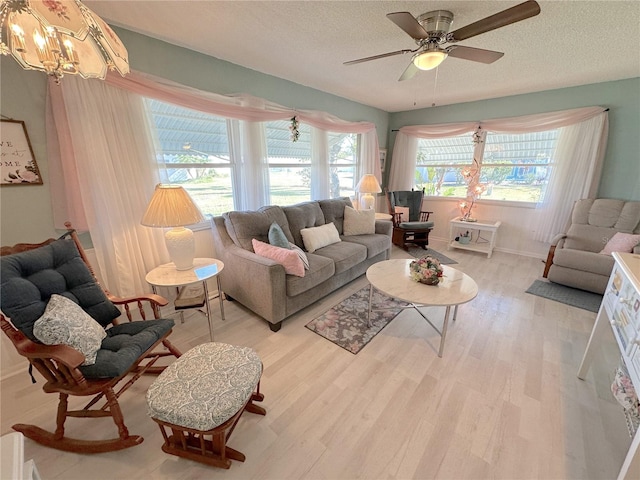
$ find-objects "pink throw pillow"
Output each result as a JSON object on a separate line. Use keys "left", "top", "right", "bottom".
{"left": 599, "top": 232, "right": 640, "bottom": 255}
{"left": 252, "top": 239, "right": 305, "bottom": 277}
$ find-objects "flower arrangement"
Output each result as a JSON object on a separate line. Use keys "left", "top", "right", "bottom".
{"left": 289, "top": 116, "right": 300, "bottom": 142}
{"left": 409, "top": 256, "right": 444, "bottom": 285}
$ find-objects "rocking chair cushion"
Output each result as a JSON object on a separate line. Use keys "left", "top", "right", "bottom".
{"left": 0, "top": 239, "right": 121, "bottom": 341}
{"left": 398, "top": 221, "right": 435, "bottom": 230}
{"left": 79, "top": 318, "right": 175, "bottom": 379}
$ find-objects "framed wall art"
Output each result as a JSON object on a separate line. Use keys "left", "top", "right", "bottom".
{"left": 1, "top": 119, "right": 43, "bottom": 185}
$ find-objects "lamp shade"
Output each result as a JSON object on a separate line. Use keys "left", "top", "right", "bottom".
{"left": 0, "top": 0, "right": 129, "bottom": 83}
{"left": 355, "top": 174, "right": 382, "bottom": 194}
{"left": 141, "top": 184, "right": 204, "bottom": 228}
{"left": 142, "top": 184, "right": 205, "bottom": 271}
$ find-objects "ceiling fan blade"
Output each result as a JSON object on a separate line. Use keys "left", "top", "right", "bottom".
{"left": 448, "top": 0, "right": 541, "bottom": 42}
{"left": 398, "top": 62, "right": 419, "bottom": 82}
{"left": 387, "top": 12, "right": 429, "bottom": 40}
{"left": 446, "top": 45, "right": 504, "bottom": 64}
{"left": 344, "top": 49, "right": 414, "bottom": 65}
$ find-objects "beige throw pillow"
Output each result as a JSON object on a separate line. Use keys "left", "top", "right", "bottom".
{"left": 343, "top": 206, "right": 375, "bottom": 236}
{"left": 300, "top": 222, "right": 341, "bottom": 253}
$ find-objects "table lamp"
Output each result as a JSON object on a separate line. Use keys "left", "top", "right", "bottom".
{"left": 142, "top": 184, "right": 205, "bottom": 270}
{"left": 355, "top": 174, "right": 382, "bottom": 210}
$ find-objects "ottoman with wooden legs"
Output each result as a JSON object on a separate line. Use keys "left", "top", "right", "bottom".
{"left": 146, "top": 342, "right": 266, "bottom": 469}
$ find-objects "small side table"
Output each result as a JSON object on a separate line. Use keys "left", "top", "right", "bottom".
{"left": 448, "top": 217, "right": 502, "bottom": 258}
{"left": 145, "top": 258, "right": 225, "bottom": 341}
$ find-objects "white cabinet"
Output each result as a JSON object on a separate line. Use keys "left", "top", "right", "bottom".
{"left": 0, "top": 432, "right": 41, "bottom": 480}
{"left": 578, "top": 252, "right": 640, "bottom": 479}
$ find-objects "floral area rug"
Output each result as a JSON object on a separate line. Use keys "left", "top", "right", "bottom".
{"left": 407, "top": 247, "right": 458, "bottom": 265}
{"left": 305, "top": 286, "right": 409, "bottom": 354}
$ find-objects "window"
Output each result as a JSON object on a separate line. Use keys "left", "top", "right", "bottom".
{"left": 147, "top": 100, "right": 363, "bottom": 215}
{"left": 415, "top": 134, "right": 474, "bottom": 197}
{"left": 415, "top": 129, "right": 559, "bottom": 203}
{"left": 146, "top": 99, "right": 234, "bottom": 216}
{"left": 328, "top": 131, "right": 358, "bottom": 199}
{"left": 265, "top": 120, "right": 312, "bottom": 206}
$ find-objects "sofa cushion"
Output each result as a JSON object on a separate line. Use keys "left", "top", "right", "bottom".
{"left": 343, "top": 206, "right": 375, "bottom": 236}
{"left": 0, "top": 239, "right": 121, "bottom": 341}
{"left": 342, "top": 234, "right": 392, "bottom": 259}
{"left": 252, "top": 239, "right": 305, "bottom": 277}
{"left": 285, "top": 253, "right": 335, "bottom": 297}
{"left": 313, "top": 241, "right": 367, "bottom": 274}
{"left": 33, "top": 294, "right": 107, "bottom": 366}
{"left": 301, "top": 223, "right": 341, "bottom": 253}
{"left": 223, "top": 206, "right": 293, "bottom": 251}
{"left": 319, "top": 197, "right": 353, "bottom": 234}
{"left": 553, "top": 248, "right": 615, "bottom": 277}
{"left": 599, "top": 232, "right": 640, "bottom": 255}
{"left": 282, "top": 201, "right": 325, "bottom": 248}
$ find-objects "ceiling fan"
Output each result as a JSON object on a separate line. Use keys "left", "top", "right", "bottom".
{"left": 344, "top": 0, "right": 541, "bottom": 81}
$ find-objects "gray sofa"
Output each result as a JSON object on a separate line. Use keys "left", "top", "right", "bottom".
{"left": 543, "top": 198, "right": 640, "bottom": 294}
{"left": 211, "top": 197, "right": 392, "bottom": 331}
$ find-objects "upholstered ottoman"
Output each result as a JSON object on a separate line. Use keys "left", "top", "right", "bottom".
{"left": 146, "top": 343, "right": 265, "bottom": 468}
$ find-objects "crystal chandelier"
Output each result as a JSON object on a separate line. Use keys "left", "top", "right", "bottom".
{"left": 0, "top": 0, "right": 129, "bottom": 84}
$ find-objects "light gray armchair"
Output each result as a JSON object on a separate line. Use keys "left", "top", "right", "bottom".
{"left": 543, "top": 198, "right": 640, "bottom": 294}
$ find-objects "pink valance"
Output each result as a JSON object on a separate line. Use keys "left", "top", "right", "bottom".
{"left": 105, "top": 70, "right": 376, "bottom": 134}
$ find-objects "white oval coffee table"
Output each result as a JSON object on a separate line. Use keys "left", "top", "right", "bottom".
{"left": 366, "top": 259, "right": 478, "bottom": 357}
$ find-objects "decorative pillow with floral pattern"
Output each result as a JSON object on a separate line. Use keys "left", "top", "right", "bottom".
{"left": 33, "top": 294, "right": 106, "bottom": 366}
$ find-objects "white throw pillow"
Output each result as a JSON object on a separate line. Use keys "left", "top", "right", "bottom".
{"left": 343, "top": 206, "right": 375, "bottom": 236}
{"left": 33, "top": 294, "right": 106, "bottom": 366}
{"left": 300, "top": 222, "right": 341, "bottom": 253}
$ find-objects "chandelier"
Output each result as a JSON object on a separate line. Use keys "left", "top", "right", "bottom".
{"left": 0, "top": 0, "right": 129, "bottom": 84}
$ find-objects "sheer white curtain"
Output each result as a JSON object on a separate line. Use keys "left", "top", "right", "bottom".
{"left": 311, "top": 127, "right": 330, "bottom": 200}
{"left": 47, "top": 77, "right": 168, "bottom": 296}
{"left": 480, "top": 107, "right": 608, "bottom": 242}
{"left": 389, "top": 122, "right": 477, "bottom": 190}
{"left": 532, "top": 113, "right": 608, "bottom": 242}
{"left": 47, "top": 69, "right": 382, "bottom": 292}
{"left": 389, "top": 107, "right": 608, "bottom": 242}
{"left": 388, "top": 132, "right": 418, "bottom": 191}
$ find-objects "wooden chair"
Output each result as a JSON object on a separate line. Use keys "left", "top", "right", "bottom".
{"left": 386, "top": 188, "right": 434, "bottom": 250}
{"left": 0, "top": 224, "right": 182, "bottom": 453}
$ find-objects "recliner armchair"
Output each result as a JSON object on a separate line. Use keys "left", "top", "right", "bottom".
{"left": 0, "top": 225, "right": 182, "bottom": 453}
{"left": 543, "top": 198, "right": 640, "bottom": 294}
{"left": 386, "top": 188, "right": 434, "bottom": 250}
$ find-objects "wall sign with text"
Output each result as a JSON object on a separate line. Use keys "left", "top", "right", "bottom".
{"left": 1, "top": 119, "right": 43, "bottom": 185}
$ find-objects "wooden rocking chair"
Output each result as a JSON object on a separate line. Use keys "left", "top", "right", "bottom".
{"left": 386, "top": 189, "right": 435, "bottom": 250}
{"left": 0, "top": 224, "right": 182, "bottom": 453}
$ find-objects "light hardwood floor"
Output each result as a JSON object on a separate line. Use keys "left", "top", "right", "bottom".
{"left": 1, "top": 241, "right": 633, "bottom": 479}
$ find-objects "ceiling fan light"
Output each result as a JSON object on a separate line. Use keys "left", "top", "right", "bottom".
{"left": 413, "top": 50, "right": 447, "bottom": 70}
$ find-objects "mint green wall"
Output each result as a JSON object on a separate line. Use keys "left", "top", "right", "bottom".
{"left": 387, "top": 77, "right": 640, "bottom": 201}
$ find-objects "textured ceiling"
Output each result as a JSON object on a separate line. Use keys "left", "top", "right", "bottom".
{"left": 84, "top": 1, "right": 640, "bottom": 112}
